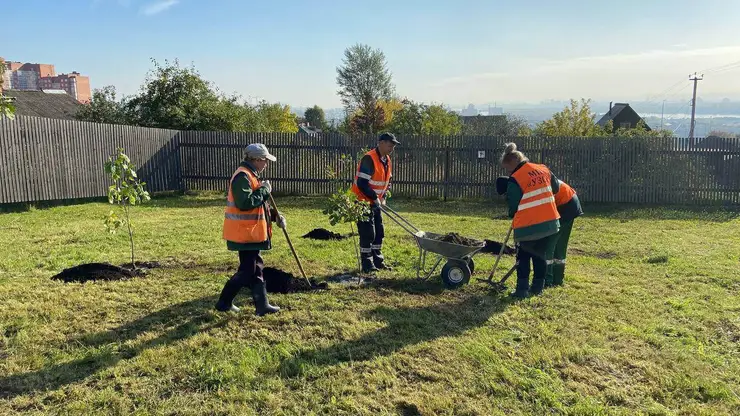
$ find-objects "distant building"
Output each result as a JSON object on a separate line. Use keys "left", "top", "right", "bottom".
{"left": 596, "top": 102, "right": 651, "bottom": 130}
{"left": 487, "top": 106, "right": 504, "bottom": 116}
{"left": 4, "top": 90, "right": 82, "bottom": 120}
{"left": 461, "top": 104, "right": 479, "bottom": 117}
{"left": 1, "top": 60, "right": 91, "bottom": 103}
{"left": 39, "top": 72, "right": 91, "bottom": 103}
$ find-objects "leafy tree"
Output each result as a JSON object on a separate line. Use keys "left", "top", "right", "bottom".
{"left": 323, "top": 150, "right": 371, "bottom": 273}
{"left": 103, "top": 147, "right": 151, "bottom": 269}
{"left": 421, "top": 104, "right": 462, "bottom": 136}
{"left": 386, "top": 99, "right": 462, "bottom": 136}
{"left": 535, "top": 99, "right": 605, "bottom": 137}
{"left": 124, "top": 59, "right": 238, "bottom": 131}
{"left": 461, "top": 114, "right": 531, "bottom": 136}
{"left": 254, "top": 101, "right": 299, "bottom": 133}
{"left": 304, "top": 105, "right": 327, "bottom": 130}
{"left": 76, "top": 86, "right": 130, "bottom": 125}
{"left": 348, "top": 104, "right": 387, "bottom": 135}
{"left": 336, "top": 43, "right": 395, "bottom": 134}
{"left": 604, "top": 119, "right": 674, "bottom": 138}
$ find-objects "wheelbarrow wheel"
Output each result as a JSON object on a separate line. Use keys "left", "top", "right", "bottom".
{"left": 441, "top": 260, "right": 471, "bottom": 289}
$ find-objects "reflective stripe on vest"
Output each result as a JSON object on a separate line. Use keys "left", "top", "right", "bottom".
{"left": 554, "top": 180, "right": 576, "bottom": 206}
{"left": 351, "top": 149, "right": 392, "bottom": 202}
{"left": 510, "top": 162, "right": 560, "bottom": 230}
{"left": 222, "top": 166, "right": 270, "bottom": 243}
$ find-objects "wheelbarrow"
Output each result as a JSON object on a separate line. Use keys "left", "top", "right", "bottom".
{"left": 380, "top": 205, "right": 485, "bottom": 289}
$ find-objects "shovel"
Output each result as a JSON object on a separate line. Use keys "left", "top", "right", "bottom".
{"left": 268, "top": 194, "right": 326, "bottom": 290}
{"left": 477, "top": 225, "right": 518, "bottom": 292}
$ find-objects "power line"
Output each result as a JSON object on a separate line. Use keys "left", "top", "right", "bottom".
{"left": 700, "top": 59, "right": 740, "bottom": 74}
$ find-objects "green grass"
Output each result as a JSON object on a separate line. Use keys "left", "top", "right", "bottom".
{"left": 0, "top": 194, "right": 739, "bottom": 415}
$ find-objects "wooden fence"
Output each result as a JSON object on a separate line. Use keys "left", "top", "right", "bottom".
{"left": 2, "top": 116, "right": 740, "bottom": 205}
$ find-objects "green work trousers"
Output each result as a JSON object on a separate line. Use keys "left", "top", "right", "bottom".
{"left": 546, "top": 218, "right": 574, "bottom": 286}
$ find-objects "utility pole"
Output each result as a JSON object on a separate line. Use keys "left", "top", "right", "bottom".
{"left": 660, "top": 100, "right": 666, "bottom": 130}
{"left": 688, "top": 72, "right": 703, "bottom": 146}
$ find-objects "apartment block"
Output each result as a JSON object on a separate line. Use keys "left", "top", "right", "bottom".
{"left": 1, "top": 59, "right": 91, "bottom": 103}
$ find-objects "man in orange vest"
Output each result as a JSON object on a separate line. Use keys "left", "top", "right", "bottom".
{"left": 216, "top": 143, "right": 286, "bottom": 315}
{"left": 351, "top": 132, "right": 399, "bottom": 273}
{"left": 499, "top": 143, "right": 561, "bottom": 298}
{"left": 546, "top": 179, "right": 583, "bottom": 287}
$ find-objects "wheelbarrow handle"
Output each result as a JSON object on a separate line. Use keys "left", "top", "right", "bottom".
{"left": 379, "top": 204, "right": 421, "bottom": 236}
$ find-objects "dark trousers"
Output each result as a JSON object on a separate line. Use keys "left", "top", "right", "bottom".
{"left": 514, "top": 233, "right": 558, "bottom": 295}
{"left": 217, "top": 250, "right": 264, "bottom": 305}
{"left": 357, "top": 207, "right": 385, "bottom": 270}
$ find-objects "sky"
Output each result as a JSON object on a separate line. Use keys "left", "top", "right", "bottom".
{"left": 4, "top": 0, "right": 740, "bottom": 109}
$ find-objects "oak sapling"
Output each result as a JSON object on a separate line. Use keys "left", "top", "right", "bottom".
{"left": 103, "top": 147, "right": 151, "bottom": 269}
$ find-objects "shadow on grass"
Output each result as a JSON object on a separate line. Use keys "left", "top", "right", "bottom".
{"left": 0, "top": 295, "right": 224, "bottom": 399}
{"left": 278, "top": 293, "right": 510, "bottom": 378}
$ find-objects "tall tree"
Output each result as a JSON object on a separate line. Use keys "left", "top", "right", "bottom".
{"left": 304, "top": 105, "right": 327, "bottom": 129}
{"left": 76, "top": 86, "right": 129, "bottom": 125}
{"left": 336, "top": 43, "right": 395, "bottom": 134}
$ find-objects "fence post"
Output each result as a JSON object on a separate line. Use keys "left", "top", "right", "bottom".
{"left": 443, "top": 146, "right": 450, "bottom": 201}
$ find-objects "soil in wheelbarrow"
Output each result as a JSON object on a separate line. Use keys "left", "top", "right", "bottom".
{"left": 51, "top": 261, "right": 162, "bottom": 283}
{"left": 301, "top": 228, "right": 349, "bottom": 241}
{"left": 263, "top": 267, "right": 329, "bottom": 293}
{"left": 435, "top": 232, "right": 483, "bottom": 246}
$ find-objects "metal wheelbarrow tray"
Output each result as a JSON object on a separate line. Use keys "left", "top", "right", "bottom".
{"left": 381, "top": 205, "right": 485, "bottom": 289}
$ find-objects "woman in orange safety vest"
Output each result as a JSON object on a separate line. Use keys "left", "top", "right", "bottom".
{"left": 500, "top": 142, "right": 561, "bottom": 298}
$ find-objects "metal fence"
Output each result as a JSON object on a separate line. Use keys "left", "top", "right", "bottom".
{"left": 2, "top": 116, "right": 739, "bottom": 205}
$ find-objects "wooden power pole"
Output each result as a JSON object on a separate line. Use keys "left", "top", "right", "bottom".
{"left": 688, "top": 72, "right": 703, "bottom": 145}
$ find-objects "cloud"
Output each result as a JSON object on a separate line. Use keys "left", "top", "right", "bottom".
{"left": 432, "top": 45, "right": 740, "bottom": 88}
{"left": 421, "top": 44, "right": 740, "bottom": 104}
{"left": 140, "top": 0, "right": 179, "bottom": 16}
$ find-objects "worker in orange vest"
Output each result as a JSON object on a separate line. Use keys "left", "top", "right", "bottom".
{"left": 351, "top": 132, "right": 399, "bottom": 273}
{"left": 500, "top": 142, "right": 561, "bottom": 298}
{"left": 546, "top": 179, "right": 583, "bottom": 287}
{"left": 216, "top": 143, "right": 286, "bottom": 315}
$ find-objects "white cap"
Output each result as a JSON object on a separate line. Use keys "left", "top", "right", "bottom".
{"left": 245, "top": 143, "right": 276, "bottom": 162}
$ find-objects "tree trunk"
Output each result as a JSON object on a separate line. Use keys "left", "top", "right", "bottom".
{"left": 124, "top": 204, "right": 135, "bottom": 269}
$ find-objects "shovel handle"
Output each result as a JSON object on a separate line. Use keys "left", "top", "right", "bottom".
{"left": 487, "top": 225, "right": 513, "bottom": 280}
{"left": 268, "top": 194, "right": 310, "bottom": 284}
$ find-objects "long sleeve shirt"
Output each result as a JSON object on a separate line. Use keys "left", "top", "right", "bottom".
{"left": 356, "top": 148, "right": 390, "bottom": 201}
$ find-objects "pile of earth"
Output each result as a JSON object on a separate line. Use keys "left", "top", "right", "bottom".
{"left": 301, "top": 228, "right": 348, "bottom": 241}
{"left": 51, "top": 261, "right": 162, "bottom": 283}
{"left": 435, "top": 232, "right": 484, "bottom": 246}
{"left": 263, "top": 267, "right": 329, "bottom": 293}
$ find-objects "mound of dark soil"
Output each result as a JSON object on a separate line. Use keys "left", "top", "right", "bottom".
{"left": 51, "top": 261, "right": 164, "bottom": 283}
{"left": 301, "top": 228, "right": 347, "bottom": 240}
{"left": 51, "top": 263, "right": 139, "bottom": 283}
{"left": 263, "top": 267, "right": 328, "bottom": 293}
{"left": 435, "top": 232, "right": 483, "bottom": 246}
{"left": 480, "top": 240, "right": 516, "bottom": 255}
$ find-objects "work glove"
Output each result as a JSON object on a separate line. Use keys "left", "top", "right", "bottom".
{"left": 373, "top": 199, "right": 383, "bottom": 209}
{"left": 276, "top": 215, "right": 287, "bottom": 229}
{"left": 261, "top": 180, "right": 272, "bottom": 194}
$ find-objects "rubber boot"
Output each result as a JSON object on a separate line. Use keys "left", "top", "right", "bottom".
{"left": 510, "top": 274, "right": 530, "bottom": 298}
{"left": 552, "top": 264, "right": 565, "bottom": 286}
{"left": 373, "top": 251, "right": 392, "bottom": 270}
{"left": 362, "top": 255, "right": 379, "bottom": 273}
{"left": 215, "top": 278, "right": 241, "bottom": 312}
{"left": 251, "top": 281, "right": 280, "bottom": 316}
{"left": 530, "top": 276, "right": 546, "bottom": 295}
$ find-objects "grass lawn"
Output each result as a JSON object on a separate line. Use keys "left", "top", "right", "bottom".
{"left": 0, "top": 193, "right": 739, "bottom": 415}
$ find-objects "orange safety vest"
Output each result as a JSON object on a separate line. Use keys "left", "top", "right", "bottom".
{"left": 222, "top": 166, "right": 270, "bottom": 243}
{"left": 554, "top": 180, "right": 577, "bottom": 206}
{"left": 510, "top": 162, "right": 560, "bottom": 230}
{"left": 351, "top": 149, "right": 392, "bottom": 202}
